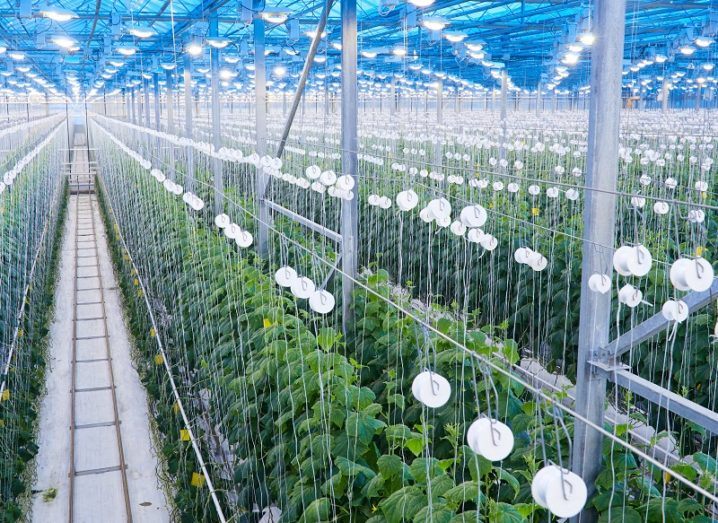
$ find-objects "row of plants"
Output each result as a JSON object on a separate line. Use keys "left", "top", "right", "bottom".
{"left": 91, "top": 119, "right": 717, "bottom": 522}
{"left": 141, "top": 114, "right": 718, "bottom": 433}
{"left": 0, "top": 126, "right": 68, "bottom": 521}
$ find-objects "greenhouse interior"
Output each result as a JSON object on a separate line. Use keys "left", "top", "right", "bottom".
{"left": 1, "top": 0, "right": 718, "bottom": 521}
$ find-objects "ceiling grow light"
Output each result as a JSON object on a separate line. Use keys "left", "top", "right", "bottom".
{"left": 695, "top": 36, "right": 714, "bottom": 48}
{"left": 578, "top": 31, "right": 595, "bottom": 46}
{"left": 444, "top": 32, "right": 467, "bottom": 43}
{"left": 421, "top": 17, "right": 447, "bottom": 32}
{"left": 562, "top": 52, "right": 580, "bottom": 65}
{"left": 52, "top": 35, "right": 77, "bottom": 49}
{"left": 261, "top": 9, "right": 290, "bottom": 24}
{"left": 39, "top": 6, "right": 78, "bottom": 22}
{"left": 186, "top": 42, "right": 203, "bottom": 56}
{"left": 128, "top": 26, "right": 157, "bottom": 39}
{"left": 408, "top": 0, "right": 435, "bottom": 7}
{"left": 206, "top": 37, "right": 231, "bottom": 49}
{"left": 116, "top": 45, "right": 137, "bottom": 56}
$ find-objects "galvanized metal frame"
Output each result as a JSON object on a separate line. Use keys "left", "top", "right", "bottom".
{"left": 571, "top": 1, "right": 627, "bottom": 521}
{"left": 340, "top": 0, "right": 359, "bottom": 329}
{"left": 254, "top": 3, "right": 271, "bottom": 258}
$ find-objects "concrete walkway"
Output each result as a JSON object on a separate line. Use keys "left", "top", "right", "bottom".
{"left": 30, "top": 141, "right": 170, "bottom": 521}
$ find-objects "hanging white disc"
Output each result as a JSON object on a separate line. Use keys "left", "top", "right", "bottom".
{"left": 274, "top": 266, "right": 297, "bottom": 287}
{"left": 290, "top": 276, "right": 316, "bottom": 299}
{"left": 309, "top": 290, "right": 335, "bottom": 314}
{"left": 411, "top": 371, "right": 451, "bottom": 408}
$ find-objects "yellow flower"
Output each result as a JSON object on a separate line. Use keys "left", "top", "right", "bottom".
{"left": 191, "top": 472, "right": 206, "bottom": 488}
{"left": 531, "top": 207, "right": 540, "bottom": 217}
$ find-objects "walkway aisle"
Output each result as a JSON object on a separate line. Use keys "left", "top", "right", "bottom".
{"left": 31, "top": 176, "right": 170, "bottom": 519}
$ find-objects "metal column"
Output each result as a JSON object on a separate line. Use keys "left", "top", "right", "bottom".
{"left": 571, "top": 1, "right": 626, "bottom": 521}
{"left": 153, "top": 72, "right": 161, "bottom": 130}
{"left": 130, "top": 89, "right": 137, "bottom": 124}
{"left": 436, "top": 80, "right": 443, "bottom": 123}
{"left": 536, "top": 84, "right": 542, "bottom": 114}
{"left": 695, "top": 86, "right": 702, "bottom": 111}
{"left": 183, "top": 55, "right": 195, "bottom": 192}
{"left": 499, "top": 70, "right": 508, "bottom": 166}
{"left": 341, "top": 0, "right": 358, "bottom": 329}
{"left": 254, "top": 4, "right": 270, "bottom": 257}
{"left": 210, "top": 15, "right": 224, "bottom": 214}
{"left": 166, "top": 70, "right": 176, "bottom": 180}
{"left": 143, "top": 77, "right": 151, "bottom": 128}
{"left": 661, "top": 79, "right": 670, "bottom": 112}
{"left": 390, "top": 81, "right": 396, "bottom": 116}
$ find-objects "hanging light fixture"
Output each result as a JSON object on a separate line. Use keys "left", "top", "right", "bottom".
{"left": 679, "top": 44, "right": 696, "bottom": 55}
{"left": 128, "top": 26, "right": 157, "bottom": 39}
{"left": 39, "top": 6, "right": 78, "bottom": 22}
{"left": 206, "top": 37, "right": 231, "bottom": 49}
{"left": 116, "top": 45, "right": 138, "bottom": 56}
{"left": 261, "top": 9, "right": 290, "bottom": 24}
{"left": 578, "top": 31, "right": 595, "bottom": 46}
{"left": 186, "top": 41, "right": 203, "bottom": 56}
{"left": 562, "top": 52, "right": 580, "bottom": 65}
{"left": 421, "top": 17, "right": 447, "bottom": 32}
{"left": 408, "top": 0, "right": 435, "bottom": 7}
{"left": 695, "top": 36, "right": 714, "bottom": 48}
{"left": 444, "top": 31, "right": 467, "bottom": 43}
{"left": 52, "top": 35, "right": 77, "bottom": 49}
{"left": 8, "top": 51, "right": 25, "bottom": 61}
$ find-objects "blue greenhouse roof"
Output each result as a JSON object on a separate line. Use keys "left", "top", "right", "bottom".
{"left": 0, "top": 0, "right": 715, "bottom": 98}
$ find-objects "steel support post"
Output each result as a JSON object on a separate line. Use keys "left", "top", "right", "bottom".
{"left": 390, "top": 81, "right": 396, "bottom": 116}
{"left": 341, "top": 0, "right": 358, "bottom": 330}
{"left": 695, "top": 86, "right": 702, "bottom": 111}
{"left": 209, "top": 15, "right": 224, "bottom": 214}
{"left": 183, "top": 55, "right": 195, "bottom": 192}
{"left": 130, "top": 89, "right": 136, "bottom": 124}
{"left": 143, "top": 77, "right": 151, "bottom": 128}
{"left": 166, "top": 70, "right": 176, "bottom": 180}
{"left": 153, "top": 72, "right": 161, "bottom": 130}
{"left": 254, "top": 6, "right": 271, "bottom": 257}
{"left": 661, "top": 79, "right": 670, "bottom": 112}
{"left": 536, "top": 84, "right": 542, "bottom": 114}
{"left": 436, "top": 80, "right": 443, "bottom": 123}
{"left": 571, "top": 1, "right": 626, "bottom": 521}
{"left": 499, "top": 70, "right": 508, "bottom": 167}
